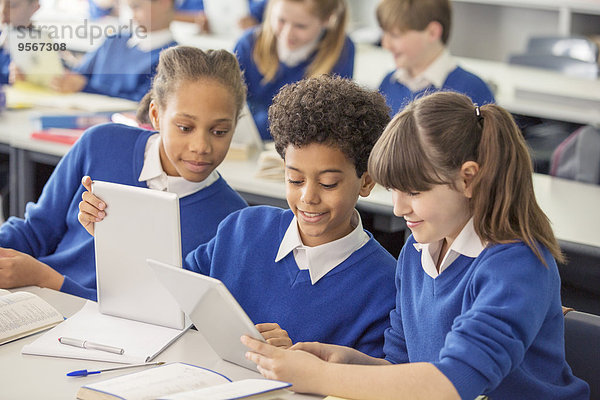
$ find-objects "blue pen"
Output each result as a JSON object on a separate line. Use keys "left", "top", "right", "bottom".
{"left": 67, "top": 361, "right": 165, "bottom": 377}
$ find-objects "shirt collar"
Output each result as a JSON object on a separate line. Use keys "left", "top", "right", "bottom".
{"left": 392, "top": 49, "right": 457, "bottom": 92}
{"left": 275, "top": 209, "right": 370, "bottom": 285}
{"left": 138, "top": 133, "right": 219, "bottom": 198}
{"left": 127, "top": 28, "right": 174, "bottom": 52}
{"left": 413, "top": 218, "right": 486, "bottom": 278}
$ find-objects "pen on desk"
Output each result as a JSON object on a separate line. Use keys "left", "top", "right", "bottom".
{"left": 66, "top": 361, "right": 166, "bottom": 377}
{"left": 58, "top": 337, "right": 124, "bottom": 355}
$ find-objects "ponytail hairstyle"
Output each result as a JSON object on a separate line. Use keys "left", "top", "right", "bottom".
{"left": 137, "top": 45, "right": 247, "bottom": 121}
{"left": 253, "top": 0, "right": 348, "bottom": 83}
{"left": 368, "top": 91, "right": 563, "bottom": 264}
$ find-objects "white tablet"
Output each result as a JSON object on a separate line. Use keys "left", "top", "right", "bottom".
{"left": 202, "top": 0, "right": 250, "bottom": 37}
{"left": 147, "top": 259, "right": 265, "bottom": 370}
{"left": 92, "top": 181, "right": 185, "bottom": 330}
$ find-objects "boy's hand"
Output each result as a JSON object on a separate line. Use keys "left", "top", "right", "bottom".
{"left": 256, "top": 323, "right": 293, "bottom": 348}
{"left": 77, "top": 176, "right": 106, "bottom": 237}
{"left": 49, "top": 72, "right": 87, "bottom": 93}
{"left": 241, "top": 335, "right": 327, "bottom": 393}
{"left": 0, "top": 247, "right": 64, "bottom": 291}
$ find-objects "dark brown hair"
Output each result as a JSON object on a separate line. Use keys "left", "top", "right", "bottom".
{"left": 137, "top": 46, "right": 247, "bottom": 121}
{"left": 376, "top": 0, "right": 452, "bottom": 44}
{"left": 269, "top": 75, "right": 390, "bottom": 176}
{"left": 368, "top": 91, "right": 563, "bottom": 264}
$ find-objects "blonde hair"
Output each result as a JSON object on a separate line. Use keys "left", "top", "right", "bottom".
{"left": 376, "top": 0, "right": 451, "bottom": 45}
{"left": 253, "top": 0, "right": 348, "bottom": 83}
{"left": 368, "top": 91, "right": 563, "bottom": 264}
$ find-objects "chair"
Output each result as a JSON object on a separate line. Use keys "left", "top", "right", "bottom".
{"left": 564, "top": 310, "right": 600, "bottom": 399}
{"left": 508, "top": 36, "right": 599, "bottom": 79}
{"left": 558, "top": 240, "right": 600, "bottom": 316}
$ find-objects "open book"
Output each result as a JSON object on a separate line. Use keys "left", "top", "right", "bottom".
{"left": 76, "top": 362, "right": 291, "bottom": 400}
{"left": 0, "top": 289, "right": 64, "bottom": 345}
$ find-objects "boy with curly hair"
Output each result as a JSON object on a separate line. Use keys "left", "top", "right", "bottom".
{"left": 184, "top": 75, "right": 396, "bottom": 357}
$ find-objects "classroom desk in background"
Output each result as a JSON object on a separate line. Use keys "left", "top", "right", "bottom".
{"left": 1, "top": 286, "right": 321, "bottom": 400}
{"left": 1, "top": 106, "right": 599, "bottom": 247}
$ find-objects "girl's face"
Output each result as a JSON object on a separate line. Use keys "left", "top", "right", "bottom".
{"left": 270, "top": 0, "right": 327, "bottom": 51}
{"left": 149, "top": 79, "right": 237, "bottom": 182}
{"left": 392, "top": 182, "right": 471, "bottom": 248}
{"left": 284, "top": 143, "right": 374, "bottom": 247}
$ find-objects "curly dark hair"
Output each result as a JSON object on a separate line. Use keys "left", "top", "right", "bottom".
{"left": 268, "top": 75, "right": 390, "bottom": 177}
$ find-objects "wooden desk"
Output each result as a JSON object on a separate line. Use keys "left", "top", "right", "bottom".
{"left": 1, "top": 287, "right": 319, "bottom": 400}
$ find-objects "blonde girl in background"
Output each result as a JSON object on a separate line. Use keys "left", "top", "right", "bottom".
{"left": 233, "top": 0, "right": 353, "bottom": 140}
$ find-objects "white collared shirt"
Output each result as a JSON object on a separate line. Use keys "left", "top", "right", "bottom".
{"left": 138, "top": 133, "right": 219, "bottom": 198}
{"left": 127, "top": 28, "right": 174, "bottom": 52}
{"left": 275, "top": 210, "right": 370, "bottom": 285}
{"left": 413, "top": 218, "right": 486, "bottom": 279}
{"left": 392, "top": 49, "right": 458, "bottom": 92}
{"left": 277, "top": 33, "right": 321, "bottom": 67}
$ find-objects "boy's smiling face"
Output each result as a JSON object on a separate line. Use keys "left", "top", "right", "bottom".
{"left": 284, "top": 143, "right": 375, "bottom": 247}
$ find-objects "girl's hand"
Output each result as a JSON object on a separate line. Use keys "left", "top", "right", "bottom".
{"left": 241, "top": 335, "right": 327, "bottom": 394}
{"left": 49, "top": 72, "right": 87, "bottom": 93}
{"left": 291, "top": 341, "right": 386, "bottom": 365}
{"left": 8, "top": 62, "right": 25, "bottom": 84}
{"left": 77, "top": 176, "right": 106, "bottom": 237}
{"left": 0, "top": 247, "right": 64, "bottom": 290}
{"left": 256, "top": 323, "right": 293, "bottom": 348}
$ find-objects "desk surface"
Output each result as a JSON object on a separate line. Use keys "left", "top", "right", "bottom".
{"left": 1, "top": 107, "right": 599, "bottom": 247}
{"left": 1, "top": 287, "right": 319, "bottom": 400}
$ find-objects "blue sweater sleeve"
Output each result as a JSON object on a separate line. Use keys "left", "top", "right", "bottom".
{"left": 184, "top": 238, "right": 216, "bottom": 276}
{"left": 383, "top": 245, "right": 409, "bottom": 363}
{"left": 0, "top": 134, "right": 86, "bottom": 256}
{"left": 61, "top": 275, "right": 97, "bottom": 300}
{"left": 433, "top": 244, "right": 558, "bottom": 399}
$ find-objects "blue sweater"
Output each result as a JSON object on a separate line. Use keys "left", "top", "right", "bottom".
{"left": 0, "top": 36, "right": 10, "bottom": 84}
{"left": 177, "top": 0, "right": 266, "bottom": 20}
{"left": 378, "top": 66, "right": 495, "bottom": 116}
{"left": 0, "top": 124, "right": 247, "bottom": 300}
{"left": 185, "top": 206, "right": 396, "bottom": 357}
{"left": 234, "top": 28, "right": 355, "bottom": 140}
{"left": 73, "top": 33, "right": 176, "bottom": 101}
{"left": 384, "top": 236, "right": 589, "bottom": 399}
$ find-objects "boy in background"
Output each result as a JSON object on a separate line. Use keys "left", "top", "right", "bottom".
{"left": 377, "top": 0, "right": 495, "bottom": 115}
{"left": 0, "top": 0, "right": 39, "bottom": 84}
{"left": 50, "top": 0, "right": 177, "bottom": 101}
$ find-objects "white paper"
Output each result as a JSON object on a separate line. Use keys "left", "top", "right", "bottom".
{"left": 22, "top": 301, "right": 188, "bottom": 363}
{"left": 80, "top": 363, "right": 231, "bottom": 400}
{"left": 161, "top": 378, "right": 291, "bottom": 400}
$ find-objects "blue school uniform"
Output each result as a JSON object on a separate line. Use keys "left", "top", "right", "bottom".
{"left": 185, "top": 206, "right": 396, "bottom": 357}
{"left": 384, "top": 235, "right": 590, "bottom": 399}
{"left": 0, "top": 124, "right": 247, "bottom": 300}
{"left": 0, "top": 44, "right": 9, "bottom": 84}
{"left": 234, "top": 28, "right": 355, "bottom": 140}
{"left": 379, "top": 66, "right": 495, "bottom": 116}
{"left": 87, "top": 0, "right": 112, "bottom": 19}
{"left": 73, "top": 32, "right": 176, "bottom": 101}
{"left": 176, "top": 0, "right": 266, "bottom": 19}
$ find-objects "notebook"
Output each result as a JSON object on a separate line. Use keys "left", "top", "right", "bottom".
{"left": 147, "top": 259, "right": 265, "bottom": 370}
{"left": 92, "top": 181, "right": 186, "bottom": 330}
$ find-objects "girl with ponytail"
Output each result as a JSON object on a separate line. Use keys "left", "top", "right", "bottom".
{"left": 241, "top": 91, "right": 589, "bottom": 400}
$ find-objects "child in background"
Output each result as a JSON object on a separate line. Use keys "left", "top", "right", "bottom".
{"left": 234, "top": 0, "right": 354, "bottom": 140}
{"left": 50, "top": 0, "right": 177, "bottom": 101}
{"left": 377, "top": 0, "right": 494, "bottom": 115}
{"left": 175, "top": 0, "right": 267, "bottom": 32}
{"left": 183, "top": 75, "right": 396, "bottom": 356}
{"left": 0, "top": 0, "right": 40, "bottom": 83}
{"left": 0, "top": 46, "right": 248, "bottom": 300}
{"left": 242, "top": 91, "right": 590, "bottom": 399}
